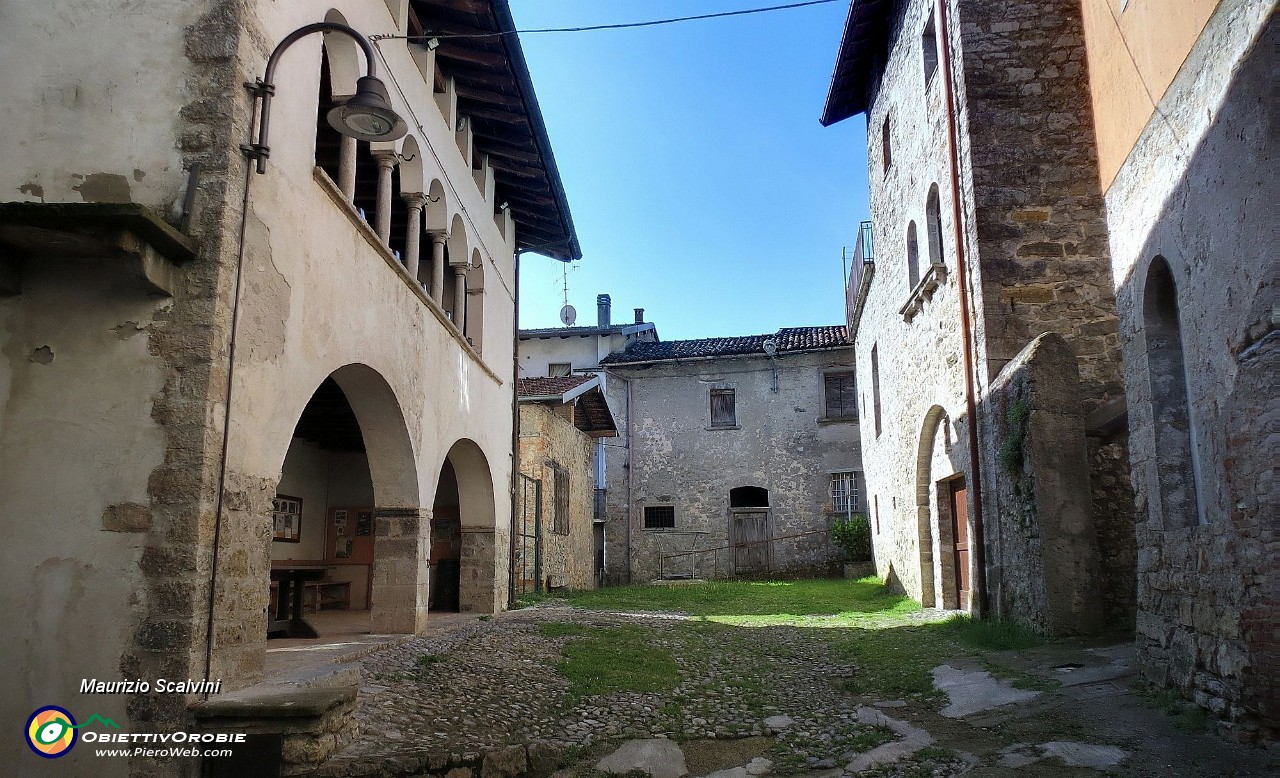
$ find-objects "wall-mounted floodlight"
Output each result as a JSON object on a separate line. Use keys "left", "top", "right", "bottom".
{"left": 762, "top": 338, "right": 779, "bottom": 393}
{"left": 243, "top": 22, "right": 408, "bottom": 174}
{"left": 426, "top": 38, "right": 442, "bottom": 50}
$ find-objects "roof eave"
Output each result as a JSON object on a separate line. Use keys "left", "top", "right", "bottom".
{"left": 493, "top": 0, "right": 582, "bottom": 261}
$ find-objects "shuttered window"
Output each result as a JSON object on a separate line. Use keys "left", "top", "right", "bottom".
{"left": 825, "top": 372, "right": 857, "bottom": 419}
{"left": 644, "top": 505, "right": 675, "bottom": 529}
{"left": 552, "top": 463, "right": 569, "bottom": 535}
{"left": 710, "top": 389, "right": 737, "bottom": 428}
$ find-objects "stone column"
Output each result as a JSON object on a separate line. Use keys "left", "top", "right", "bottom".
{"left": 452, "top": 265, "right": 467, "bottom": 331}
{"left": 401, "top": 193, "right": 427, "bottom": 281}
{"left": 373, "top": 151, "right": 397, "bottom": 245}
{"left": 369, "top": 508, "right": 431, "bottom": 635}
{"left": 337, "top": 135, "right": 357, "bottom": 202}
{"left": 428, "top": 231, "right": 447, "bottom": 305}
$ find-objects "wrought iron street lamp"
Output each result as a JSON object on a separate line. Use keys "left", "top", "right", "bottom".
{"left": 243, "top": 22, "right": 408, "bottom": 173}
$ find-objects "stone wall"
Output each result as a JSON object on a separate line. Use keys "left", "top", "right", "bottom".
{"left": 955, "top": 0, "right": 1135, "bottom": 628}
{"left": 983, "top": 333, "right": 1104, "bottom": 635}
{"left": 853, "top": 0, "right": 1135, "bottom": 626}
{"left": 1102, "top": 1, "right": 1275, "bottom": 740}
{"left": 518, "top": 402, "right": 598, "bottom": 590}
{"left": 602, "top": 349, "right": 859, "bottom": 583}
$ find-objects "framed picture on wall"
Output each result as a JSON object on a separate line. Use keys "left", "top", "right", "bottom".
{"left": 272, "top": 495, "right": 302, "bottom": 543}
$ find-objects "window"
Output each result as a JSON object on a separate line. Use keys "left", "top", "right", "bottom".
{"left": 881, "top": 114, "right": 892, "bottom": 174}
{"left": 874, "top": 495, "right": 880, "bottom": 533}
{"left": 551, "top": 462, "right": 570, "bottom": 534}
{"left": 548, "top": 362, "right": 572, "bottom": 377}
{"left": 871, "top": 345, "right": 882, "bottom": 437}
{"left": 926, "top": 185, "right": 944, "bottom": 267}
{"left": 922, "top": 12, "right": 939, "bottom": 85}
{"left": 710, "top": 388, "right": 737, "bottom": 428}
{"left": 643, "top": 505, "right": 675, "bottom": 529}
{"left": 831, "top": 472, "right": 861, "bottom": 514}
{"left": 824, "top": 372, "right": 857, "bottom": 420}
{"left": 907, "top": 221, "right": 921, "bottom": 289}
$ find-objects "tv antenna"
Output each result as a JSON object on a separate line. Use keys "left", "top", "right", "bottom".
{"left": 557, "top": 262, "right": 576, "bottom": 326}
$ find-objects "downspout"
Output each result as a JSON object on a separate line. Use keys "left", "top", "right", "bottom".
{"left": 936, "top": 0, "right": 989, "bottom": 617}
{"left": 203, "top": 92, "right": 258, "bottom": 693}
{"left": 625, "top": 374, "right": 634, "bottom": 584}
{"left": 508, "top": 250, "right": 522, "bottom": 608}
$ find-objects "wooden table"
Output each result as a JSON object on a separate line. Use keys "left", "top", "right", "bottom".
{"left": 268, "top": 564, "right": 328, "bottom": 638}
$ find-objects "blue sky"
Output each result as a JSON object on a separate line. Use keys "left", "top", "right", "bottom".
{"left": 510, "top": 0, "right": 870, "bottom": 339}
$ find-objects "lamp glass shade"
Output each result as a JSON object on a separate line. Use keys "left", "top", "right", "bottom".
{"left": 326, "top": 76, "right": 408, "bottom": 142}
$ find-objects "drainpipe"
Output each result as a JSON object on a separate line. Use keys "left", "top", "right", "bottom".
{"left": 624, "top": 374, "right": 634, "bottom": 584}
{"left": 936, "top": 0, "right": 989, "bottom": 618}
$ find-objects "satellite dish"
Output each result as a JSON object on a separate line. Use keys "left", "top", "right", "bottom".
{"left": 559, "top": 304, "right": 577, "bottom": 326}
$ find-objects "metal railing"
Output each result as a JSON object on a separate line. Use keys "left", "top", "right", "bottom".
{"left": 844, "top": 220, "right": 876, "bottom": 336}
{"left": 657, "top": 527, "right": 835, "bottom": 580}
{"left": 593, "top": 488, "right": 607, "bottom": 523}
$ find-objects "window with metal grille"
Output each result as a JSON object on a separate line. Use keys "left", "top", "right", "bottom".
{"left": 548, "top": 362, "right": 572, "bottom": 377}
{"left": 824, "top": 372, "right": 857, "bottom": 420}
{"left": 831, "top": 472, "right": 860, "bottom": 514}
{"left": 643, "top": 505, "right": 675, "bottom": 529}
{"left": 710, "top": 388, "right": 737, "bottom": 428}
{"left": 552, "top": 463, "right": 570, "bottom": 535}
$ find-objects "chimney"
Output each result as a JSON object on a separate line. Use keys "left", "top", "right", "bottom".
{"left": 597, "top": 294, "right": 611, "bottom": 328}
{"left": 634, "top": 308, "right": 645, "bottom": 324}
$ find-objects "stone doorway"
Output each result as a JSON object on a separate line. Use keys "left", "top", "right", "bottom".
{"left": 729, "top": 486, "right": 771, "bottom": 575}
{"left": 439, "top": 439, "right": 499, "bottom": 613}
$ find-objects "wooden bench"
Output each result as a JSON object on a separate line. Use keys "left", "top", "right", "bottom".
{"left": 303, "top": 580, "right": 352, "bottom": 612}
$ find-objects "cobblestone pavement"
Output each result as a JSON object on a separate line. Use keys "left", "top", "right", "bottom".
{"left": 314, "top": 603, "right": 1276, "bottom": 778}
{"left": 318, "top": 604, "right": 963, "bottom": 777}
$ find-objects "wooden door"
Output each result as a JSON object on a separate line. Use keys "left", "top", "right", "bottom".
{"left": 731, "top": 511, "right": 770, "bottom": 574}
{"left": 949, "top": 481, "right": 970, "bottom": 607}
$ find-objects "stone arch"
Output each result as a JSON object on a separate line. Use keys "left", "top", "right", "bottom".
{"left": 915, "top": 405, "right": 947, "bottom": 608}
{"left": 465, "top": 248, "right": 485, "bottom": 352}
{"left": 434, "top": 439, "right": 499, "bottom": 613}
{"left": 266, "top": 363, "right": 425, "bottom": 642}
{"left": 442, "top": 213, "right": 469, "bottom": 325}
{"left": 322, "top": 9, "right": 361, "bottom": 95}
{"left": 926, "top": 185, "right": 943, "bottom": 267}
{"left": 907, "top": 221, "right": 921, "bottom": 289}
{"left": 1142, "top": 256, "right": 1202, "bottom": 528}
{"left": 426, "top": 179, "right": 448, "bottom": 230}
{"left": 398, "top": 135, "right": 425, "bottom": 194}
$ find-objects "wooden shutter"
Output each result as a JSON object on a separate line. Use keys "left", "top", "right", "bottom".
{"left": 710, "top": 389, "right": 736, "bottom": 427}
{"left": 825, "top": 373, "right": 857, "bottom": 419}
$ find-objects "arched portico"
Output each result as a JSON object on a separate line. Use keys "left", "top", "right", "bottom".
{"left": 433, "top": 439, "right": 499, "bottom": 613}
{"left": 266, "top": 364, "right": 427, "bottom": 643}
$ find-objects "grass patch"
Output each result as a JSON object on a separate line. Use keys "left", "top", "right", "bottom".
{"left": 415, "top": 653, "right": 443, "bottom": 669}
{"left": 941, "top": 614, "right": 1045, "bottom": 651}
{"left": 558, "top": 578, "right": 918, "bottom": 626}
{"left": 1138, "top": 684, "right": 1211, "bottom": 731}
{"left": 981, "top": 659, "right": 1061, "bottom": 692}
{"left": 831, "top": 626, "right": 950, "bottom": 699}
{"left": 539, "top": 622, "right": 589, "bottom": 638}
{"left": 556, "top": 624, "right": 680, "bottom": 698}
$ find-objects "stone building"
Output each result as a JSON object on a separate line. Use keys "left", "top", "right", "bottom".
{"left": 516, "top": 376, "right": 618, "bottom": 592}
{"left": 0, "top": 0, "right": 577, "bottom": 773}
{"left": 1078, "top": 0, "right": 1275, "bottom": 741}
{"left": 823, "top": 0, "right": 1134, "bottom": 635}
{"left": 823, "top": 0, "right": 1274, "bottom": 739}
{"left": 598, "top": 327, "right": 861, "bottom": 583}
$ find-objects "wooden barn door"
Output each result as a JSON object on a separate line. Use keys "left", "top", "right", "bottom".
{"left": 731, "top": 510, "right": 770, "bottom": 575}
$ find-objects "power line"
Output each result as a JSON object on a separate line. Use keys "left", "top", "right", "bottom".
{"left": 370, "top": 0, "right": 840, "bottom": 41}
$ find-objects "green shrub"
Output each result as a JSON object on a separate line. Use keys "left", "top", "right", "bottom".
{"left": 831, "top": 514, "right": 872, "bottom": 562}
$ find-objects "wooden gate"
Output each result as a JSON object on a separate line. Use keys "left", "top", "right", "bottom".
{"left": 730, "top": 510, "right": 770, "bottom": 574}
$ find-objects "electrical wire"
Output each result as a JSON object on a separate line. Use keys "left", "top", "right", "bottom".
{"left": 370, "top": 0, "right": 840, "bottom": 41}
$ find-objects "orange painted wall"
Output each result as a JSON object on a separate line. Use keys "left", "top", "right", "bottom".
{"left": 1081, "top": 0, "right": 1220, "bottom": 190}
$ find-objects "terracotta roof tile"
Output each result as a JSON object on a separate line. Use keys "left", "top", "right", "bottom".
{"left": 600, "top": 326, "right": 850, "bottom": 365}
{"left": 516, "top": 375, "right": 595, "bottom": 397}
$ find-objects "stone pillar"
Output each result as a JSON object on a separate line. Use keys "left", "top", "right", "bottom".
{"left": 459, "top": 528, "right": 498, "bottom": 613}
{"left": 428, "top": 231, "right": 447, "bottom": 305}
{"left": 337, "top": 135, "right": 357, "bottom": 202}
{"left": 369, "top": 508, "right": 431, "bottom": 635}
{"left": 452, "top": 265, "right": 467, "bottom": 331}
{"left": 401, "top": 193, "right": 427, "bottom": 281}
{"left": 373, "top": 152, "right": 397, "bottom": 245}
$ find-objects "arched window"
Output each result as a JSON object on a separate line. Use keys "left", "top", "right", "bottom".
{"left": 730, "top": 487, "right": 769, "bottom": 508}
{"left": 926, "top": 185, "right": 943, "bottom": 267}
{"left": 906, "top": 221, "right": 921, "bottom": 289}
{"left": 1142, "top": 256, "right": 1201, "bottom": 528}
